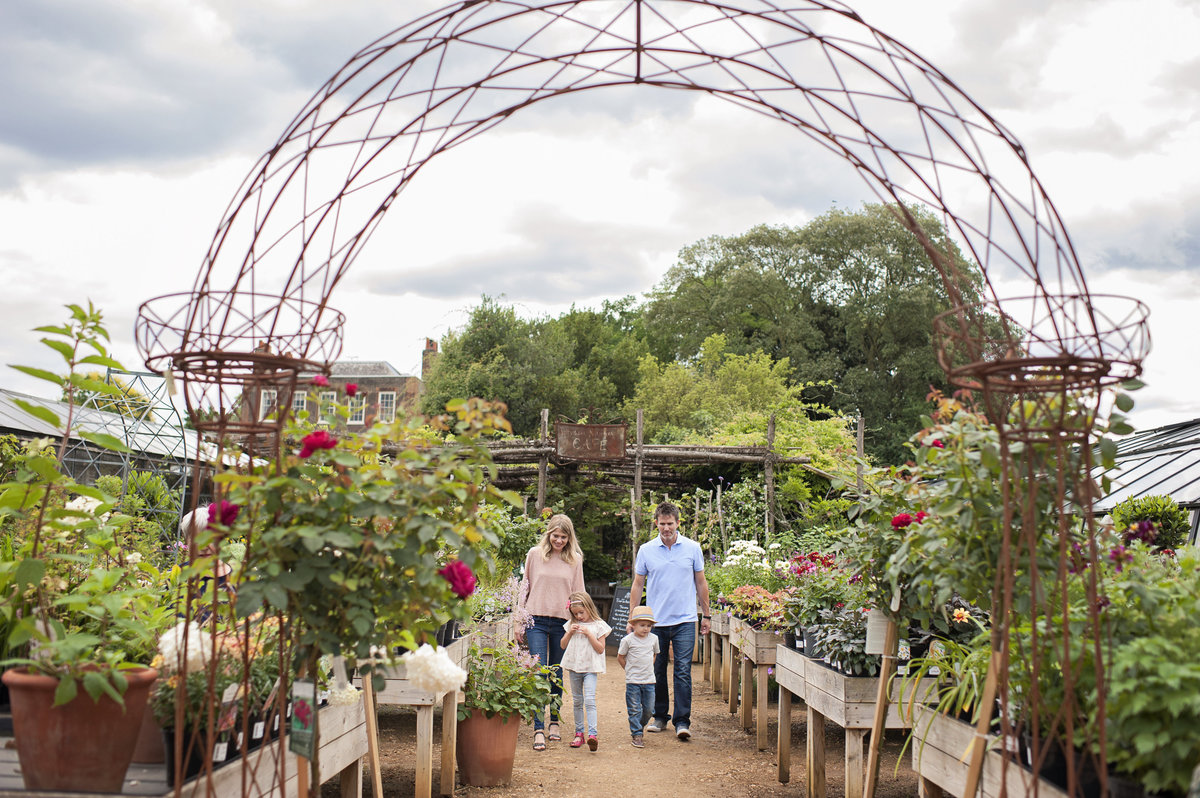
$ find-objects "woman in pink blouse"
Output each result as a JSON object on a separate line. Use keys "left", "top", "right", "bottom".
{"left": 516, "top": 513, "right": 585, "bottom": 751}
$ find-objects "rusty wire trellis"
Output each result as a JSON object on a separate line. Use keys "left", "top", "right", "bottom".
{"left": 134, "top": 1, "right": 1151, "bottom": 795}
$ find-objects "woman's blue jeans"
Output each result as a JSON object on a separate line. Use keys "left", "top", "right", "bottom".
{"left": 524, "top": 615, "right": 564, "bottom": 731}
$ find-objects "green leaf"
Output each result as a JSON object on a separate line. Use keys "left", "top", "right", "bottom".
{"left": 77, "top": 354, "right": 125, "bottom": 370}
{"left": 1114, "top": 393, "right": 1135, "bottom": 413}
{"left": 9, "top": 364, "right": 63, "bottom": 386}
{"left": 53, "top": 676, "right": 78, "bottom": 707}
{"left": 77, "top": 431, "right": 133, "bottom": 453}
{"left": 263, "top": 583, "right": 288, "bottom": 611}
{"left": 1099, "top": 437, "right": 1118, "bottom": 466}
{"left": 14, "top": 558, "right": 45, "bottom": 590}
{"left": 11, "top": 398, "right": 61, "bottom": 428}
{"left": 40, "top": 338, "right": 76, "bottom": 362}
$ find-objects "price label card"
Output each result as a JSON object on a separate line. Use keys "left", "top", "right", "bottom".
{"left": 288, "top": 679, "right": 317, "bottom": 759}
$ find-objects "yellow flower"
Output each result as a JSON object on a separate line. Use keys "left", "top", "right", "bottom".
{"left": 952, "top": 608, "right": 971, "bottom": 624}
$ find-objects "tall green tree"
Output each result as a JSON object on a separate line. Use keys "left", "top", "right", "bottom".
{"left": 421, "top": 296, "right": 648, "bottom": 436}
{"left": 641, "top": 204, "right": 982, "bottom": 463}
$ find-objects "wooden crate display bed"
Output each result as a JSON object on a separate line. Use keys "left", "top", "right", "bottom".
{"left": 0, "top": 701, "right": 368, "bottom": 798}
{"left": 775, "top": 646, "right": 938, "bottom": 798}
{"left": 911, "top": 704, "right": 1068, "bottom": 798}
{"left": 725, "top": 616, "right": 786, "bottom": 751}
{"left": 360, "top": 632, "right": 474, "bottom": 798}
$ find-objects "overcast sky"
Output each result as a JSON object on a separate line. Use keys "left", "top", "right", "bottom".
{"left": 1, "top": 0, "right": 1197, "bottom": 431}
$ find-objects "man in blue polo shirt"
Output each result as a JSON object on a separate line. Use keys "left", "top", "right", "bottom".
{"left": 628, "top": 501, "right": 711, "bottom": 740}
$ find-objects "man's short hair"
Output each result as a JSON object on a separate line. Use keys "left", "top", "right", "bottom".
{"left": 655, "top": 501, "right": 680, "bottom": 521}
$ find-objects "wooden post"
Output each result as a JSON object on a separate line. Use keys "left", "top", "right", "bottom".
{"left": 856, "top": 413, "right": 865, "bottom": 492}
{"left": 361, "top": 675, "right": 385, "bottom": 798}
{"left": 716, "top": 480, "right": 726, "bottom": 555}
{"left": 694, "top": 492, "right": 701, "bottom": 530}
{"left": 807, "top": 705, "right": 827, "bottom": 798}
{"left": 764, "top": 413, "right": 777, "bottom": 541}
{"left": 777, "top": 685, "right": 792, "bottom": 784}
{"left": 536, "top": 409, "right": 549, "bottom": 512}
{"left": 633, "top": 409, "right": 644, "bottom": 565}
{"left": 863, "top": 620, "right": 898, "bottom": 798}
{"left": 963, "top": 650, "right": 1001, "bottom": 798}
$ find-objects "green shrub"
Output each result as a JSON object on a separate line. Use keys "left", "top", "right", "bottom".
{"left": 1111, "top": 494, "right": 1190, "bottom": 550}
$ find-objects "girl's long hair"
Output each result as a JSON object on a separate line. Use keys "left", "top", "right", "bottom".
{"left": 538, "top": 513, "right": 583, "bottom": 564}
{"left": 567, "top": 591, "right": 602, "bottom": 623}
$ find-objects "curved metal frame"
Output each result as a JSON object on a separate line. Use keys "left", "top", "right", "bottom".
{"left": 134, "top": 3, "right": 1153, "bottom": 795}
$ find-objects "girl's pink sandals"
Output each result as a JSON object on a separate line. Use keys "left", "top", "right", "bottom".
{"left": 570, "top": 733, "right": 586, "bottom": 748}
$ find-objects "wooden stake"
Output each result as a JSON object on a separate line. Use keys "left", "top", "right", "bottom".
{"left": 962, "top": 650, "right": 1001, "bottom": 798}
{"left": 764, "top": 413, "right": 776, "bottom": 541}
{"left": 536, "top": 409, "right": 549, "bottom": 512}
{"left": 863, "top": 619, "right": 899, "bottom": 798}
{"left": 361, "top": 675, "right": 384, "bottom": 798}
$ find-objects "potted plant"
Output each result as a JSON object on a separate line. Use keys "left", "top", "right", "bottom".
{"left": 455, "top": 640, "right": 562, "bottom": 787}
{"left": 0, "top": 304, "right": 172, "bottom": 791}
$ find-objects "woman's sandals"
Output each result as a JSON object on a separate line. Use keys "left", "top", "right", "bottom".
{"left": 532, "top": 730, "right": 547, "bottom": 751}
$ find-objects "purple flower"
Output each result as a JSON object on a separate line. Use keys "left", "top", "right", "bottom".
{"left": 207, "top": 500, "right": 240, "bottom": 528}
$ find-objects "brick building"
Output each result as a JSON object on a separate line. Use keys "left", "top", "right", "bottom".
{"left": 255, "top": 360, "right": 421, "bottom": 430}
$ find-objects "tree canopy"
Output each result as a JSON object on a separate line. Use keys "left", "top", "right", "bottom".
{"left": 423, "top": 203, "right": 982, "bottom": 463}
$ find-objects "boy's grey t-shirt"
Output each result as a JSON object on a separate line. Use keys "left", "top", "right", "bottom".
{"left": 618, "top": 632, "right": 660, "bottom": 684}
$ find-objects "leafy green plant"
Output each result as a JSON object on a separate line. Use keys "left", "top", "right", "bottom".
{"left": 1110, "top": 494, "right": 1189, "bottom": 551}
{"left": 725, "top": 585, "right": 787, "bottom": 630}
{"left": 457, "top": 640, "right": 562, "bottom": 723}
{"left": 781, "top": 552, "right": 862, "bottom": 630}
{"left": 808, "top": 605, "right": 879, "bottom": 676}
{"left": 230, "top": 396, "right": 514, "bottom": 678}
{"left": 0, "top": 303, "right": 174, "bottom": 705}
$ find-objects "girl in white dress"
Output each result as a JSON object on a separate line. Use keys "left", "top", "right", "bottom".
{"left": 559, "top": 591, "right": 611, "bottom": 751}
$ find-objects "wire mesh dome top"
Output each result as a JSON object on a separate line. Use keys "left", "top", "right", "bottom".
{"left": 136, "top": 0, "right": 1149, "bottom": 423}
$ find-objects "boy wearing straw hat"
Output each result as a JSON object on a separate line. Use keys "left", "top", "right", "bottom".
{"left": 618, "top": 605, "right": 660, "bottom": 748}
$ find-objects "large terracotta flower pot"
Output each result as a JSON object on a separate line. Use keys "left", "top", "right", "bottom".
{"left": 2, "top": 665, "right": 158, "bottom": 792}
{"left": 456, "top": 709, "right": 521, "bottom": 787}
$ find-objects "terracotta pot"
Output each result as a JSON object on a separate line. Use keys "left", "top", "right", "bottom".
{"left": 456, "top": 709, "right": 520, "bottom": 787}
{"left": 3, "top": 665, "right": 158, "bottom": 792}
{"left": 131, "top": 697, "right": 166, "bottom": 764}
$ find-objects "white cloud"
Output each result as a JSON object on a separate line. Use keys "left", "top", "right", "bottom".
{"left": 1, "top": 0, "right": 1197, "bottom": 430}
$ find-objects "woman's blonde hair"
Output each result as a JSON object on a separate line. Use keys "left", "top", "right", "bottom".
{"left": 538, "top": 513, "right": 583, "bottom": 563}
{"left": 567, "top": 591, "right": 602, "bottom": 623}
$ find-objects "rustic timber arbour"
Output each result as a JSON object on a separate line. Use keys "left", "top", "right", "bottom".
{"left": 134, "top": 3, "right": 1151, "bottom": 796}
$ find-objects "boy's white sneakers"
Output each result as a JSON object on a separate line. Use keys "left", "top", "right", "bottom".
{"left": 644, "top": 718, "right": 665, "bottom": 733}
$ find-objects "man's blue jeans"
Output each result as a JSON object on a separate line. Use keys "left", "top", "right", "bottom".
{"left": 652, "top": 620, "right": 695, "bottom": 729}
{"left": 625, "top": 682, "right": 655, "bottom": 735}
{"left": 524, "top": 615, "right": 564, "bottom": 731}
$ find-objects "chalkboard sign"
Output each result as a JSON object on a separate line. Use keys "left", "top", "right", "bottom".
{"left": 606, "top": 585, "right": 631, "bottom": 648}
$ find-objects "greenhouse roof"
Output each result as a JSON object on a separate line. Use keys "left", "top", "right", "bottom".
{"left": 1092, "top": 418, "right": 1200, "bottom": 513}
{"left": 0, "top": 387, "right": 195, "bottom": 462}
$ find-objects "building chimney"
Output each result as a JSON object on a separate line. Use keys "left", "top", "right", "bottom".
{"left": 422, "top": 338, "right": 439, "bottom": 381}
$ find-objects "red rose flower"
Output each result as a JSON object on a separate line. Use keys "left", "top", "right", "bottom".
{"left": 299, "top": 429, "right": 338, "bottom": 458}
{"left": 930, "top": 439, "right": 945, "bottom": 448}
{"left": 915, "top": 511, "right": 929, "bottom": 523}
{"left": 345, "top": 383, "right": 358, "bottom": 397}
{"left": 207, "top": 500, "right": 240, "bottom": 528}
{"left": 891, "top": 513, "right": 915, "bottom": 529}
{"left": 439, "top": 560, "right": 476, "bottom": 598}
{"left": 313, "top": 374, "right": 330, "bottom": 387}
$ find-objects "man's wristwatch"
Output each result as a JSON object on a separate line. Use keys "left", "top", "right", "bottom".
{"left": 702, "top": 614, "right": 711, "bottom": 619}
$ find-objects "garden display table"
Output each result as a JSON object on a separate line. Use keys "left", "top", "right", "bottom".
{"left": 775, "top": 646, "right": 937, "bottom": 798}
{"left": 727, "top": 616, "right": 782, "bottom": 751}
{"left": 911, "top": 704, "right": 1067, "bottom": 798}
{"left": 708, "top": 612, "right": 730, "bottom": 697}
{"left": 0, "top": 700, "right": 367, "bottom": 797}
{"left": 359, "top": 633, "right": 474, "bottom": 798}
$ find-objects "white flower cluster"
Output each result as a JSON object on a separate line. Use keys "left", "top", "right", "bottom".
{"left": 401, "top": 644, "right": 467, "bottom": 694}
{"left": 722, "top": 539, "right": 769, "bottom": 568}
{"left": 328, "top": 685, "right": 361, "bottom": 706}
{"left": 157, "top": 621, "right": 212, "bottom": 674}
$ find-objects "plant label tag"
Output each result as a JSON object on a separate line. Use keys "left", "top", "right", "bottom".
{"left": 864, "top": 609, "right": 888, "bottom": 655}
{"left": 213, "top": 742, "right": 228, "bottom": 762}
{"left": 890, "top": 586, "right": 901, "bottom": 614}
{"left": 274, "top": 715, "right": 280, "bottom": 732}
{"left": 164, "top": 370, "right": 177, "bottom": 396}
{"left": 254, "top": 722, "right": 265, "bottom": 739}
{"left": 221, "top": 682, "right": 241, "bottom": 703}
{"left": 237, "top": 732, "right": 244, "bottom": 748}
{"left": 288, "top": 679, "right": 318, "bottom": 759}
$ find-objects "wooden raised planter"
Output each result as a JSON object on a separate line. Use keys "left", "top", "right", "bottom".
{"left": 775, "top": 646, "right": 938, "bottom": 798}
{"left": 726, "top": 616, "right": 786, "bottom": 750}
{"left": 357, "top": 633, "right": 473, "bottom": 798}
{"left": 911, "top": 704, "right": 1067, "bottom": 798}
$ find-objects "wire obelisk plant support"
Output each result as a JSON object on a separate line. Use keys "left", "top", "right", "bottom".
{"left": 133, "top": 2, "right": 1149, "bottom": 795}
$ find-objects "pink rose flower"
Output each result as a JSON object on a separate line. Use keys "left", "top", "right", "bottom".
{"left": 439, "top": 560, "right": 476, "bottom": 599}
{"left": 930, "top": 439, "right": 945, "bottom": 448}
{"left": 313, "top": 374, "right": 330, "bottom": 387}
{"left": 207, "top": 500, "right": 240, "bottom": 528}
{"left": 299, "top": 429, "right": 338, "bottom": 458}
{"left": 891, "top": 513, "right": 914, "bottom": 529}
{"left": 346, "top": 383, "right": 358, "bottom": 397}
